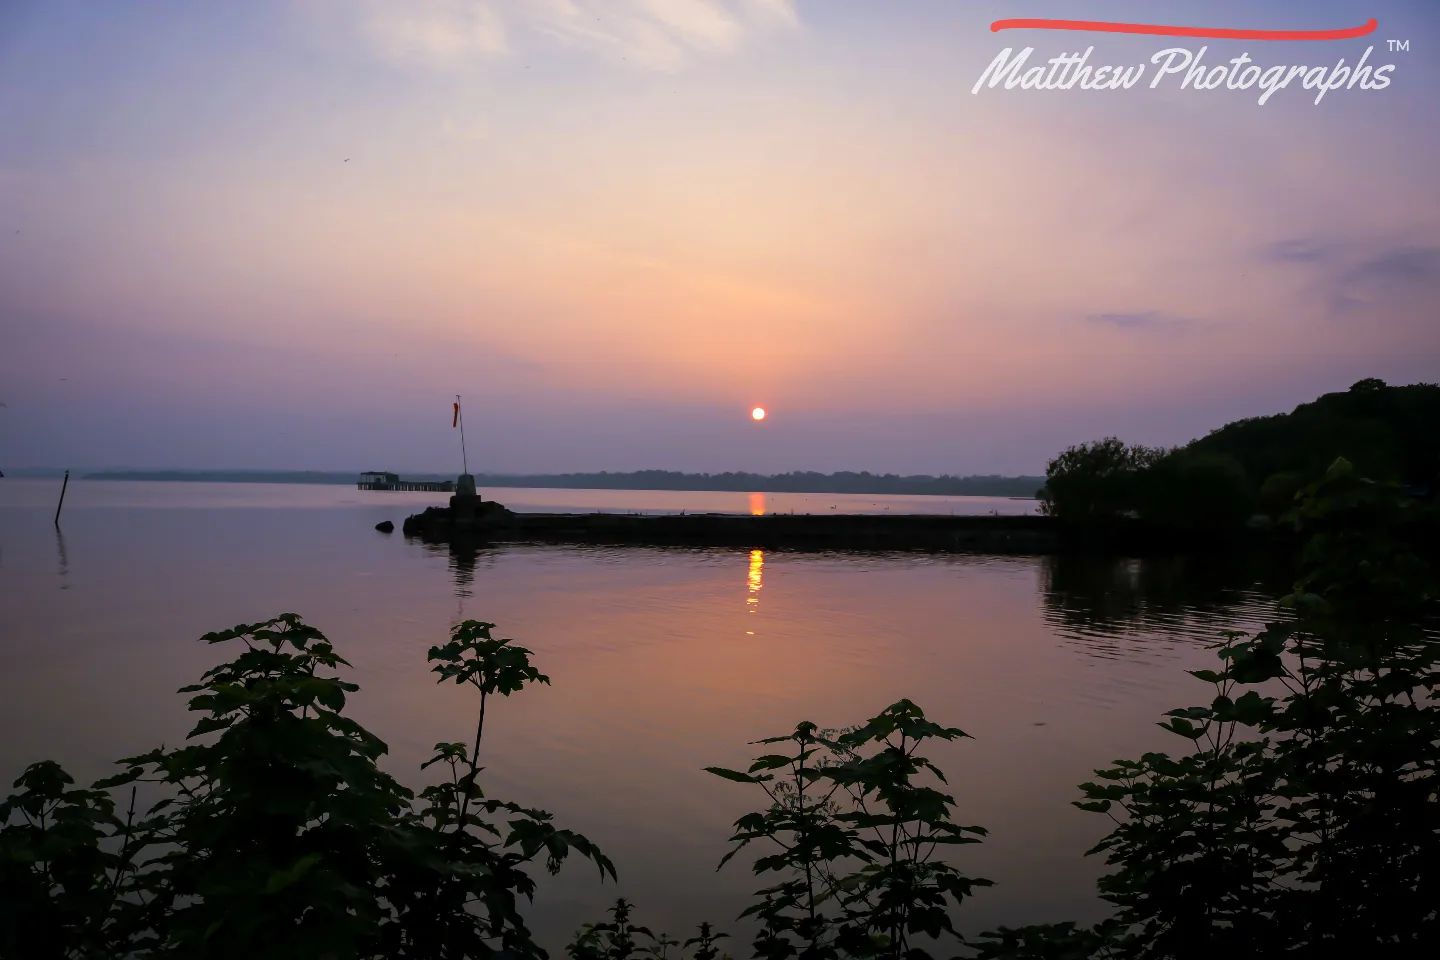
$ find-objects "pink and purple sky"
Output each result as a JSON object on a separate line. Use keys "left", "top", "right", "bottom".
{"left": 2, "top": 1, "right": 1437, "bottom": 474}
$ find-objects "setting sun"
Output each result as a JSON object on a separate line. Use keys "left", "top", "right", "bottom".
{"left": 751, "top": 407, "right": 767, "bottom": 421}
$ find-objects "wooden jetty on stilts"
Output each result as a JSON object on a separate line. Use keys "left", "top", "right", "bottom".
{"left": 357, "top": 471, "right": 455, "bottom": 492}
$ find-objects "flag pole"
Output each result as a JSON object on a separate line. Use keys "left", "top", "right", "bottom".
{"left": 456, "top": 394, "right": 469, "bottom": 475}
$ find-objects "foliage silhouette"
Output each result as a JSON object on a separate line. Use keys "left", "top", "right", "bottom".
{"left": 1039, "top": 438, "right": 1162, "bottom": 522}
{"left": 981, "top": 458, "right": 1440, "bottom": 958}
{"left": 1186, "top": 378, "right": 1440, "bottom": 494}
{"left": 705, "top": 702, "right": 990, "bottom": 959}
{"left": 567, "top": 898, "right": 720, "bottom": 960}
{"left": 1040, "top": 379, "right": 1440, "bottom": 532}
{"left": 568, "top": 902, "right": 728, "bottom": 960}
{"left": 0, "top": 615, "right": 612, "bottom": 959}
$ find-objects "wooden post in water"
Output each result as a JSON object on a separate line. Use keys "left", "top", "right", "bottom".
{"left": 54, "top": 469, "right": 69, "bottom": 526}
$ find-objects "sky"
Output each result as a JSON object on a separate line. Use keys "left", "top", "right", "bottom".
{"left": 1, "top": 0, "right": 1437, "bottom": 475}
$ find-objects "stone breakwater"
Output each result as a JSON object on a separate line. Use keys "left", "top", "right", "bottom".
{"left": 401, "top": 497, "right": 1061, "bottom": 554}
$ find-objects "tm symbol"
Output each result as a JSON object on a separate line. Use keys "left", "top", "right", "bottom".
{"left": 1387, "top": 39, "right": 1410, "bottom": 52}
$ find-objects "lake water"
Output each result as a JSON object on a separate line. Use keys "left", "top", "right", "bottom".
{"left": 0, "top": 479, "right": 1280, "bottom": 945}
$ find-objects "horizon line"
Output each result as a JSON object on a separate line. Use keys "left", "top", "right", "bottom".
{"left": 37, "top": 467, "right": 1045, "bottom": 480}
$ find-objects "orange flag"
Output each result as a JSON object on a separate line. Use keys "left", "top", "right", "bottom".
{"left": 452, "top": 401, "right": 460, "bottom": 428}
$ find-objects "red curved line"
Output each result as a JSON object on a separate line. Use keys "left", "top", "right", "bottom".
{"left": 989, "top": 17, "right": 1378, "bottom": 41}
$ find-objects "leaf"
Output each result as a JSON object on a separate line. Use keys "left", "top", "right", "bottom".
{"left": 263, "top": 853, "right": 324, "bottom": 894}
{"left": 748, "top": 754, "right": 800, "bottom": 773}
{"left": 704, "top": 766, "right": 765, "bottom": 784}
{"left": 1159, "top": 717, "right": 1200, "bottom": 739}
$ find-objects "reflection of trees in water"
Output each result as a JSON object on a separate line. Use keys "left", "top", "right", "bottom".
{"left": 1041, "top": 552, "right": 1288, "bottom": 648}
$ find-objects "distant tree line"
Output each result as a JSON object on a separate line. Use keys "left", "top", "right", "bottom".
{"left": 468, "top": 471, "right": 1043, "bottom": 498}
{"left": 1040, "top": 379, "right": 1440, "bottom": 534}
{"left": 81, "top": 469, "right": 1044, "bottom": 498}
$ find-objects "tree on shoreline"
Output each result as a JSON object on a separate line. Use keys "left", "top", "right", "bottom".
{"left": 982, "top": 460, "right": 1440, "bottom": 958}
{"left": 1039, "top": 437, "right": 1163, "bottom": 521}
{"left": 1040, "top": 380, "right": 1440, "bottom": 531}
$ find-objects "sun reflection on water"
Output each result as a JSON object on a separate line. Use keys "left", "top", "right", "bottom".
{"left": 746, "top": 549, "right": 764, "bottom": 618}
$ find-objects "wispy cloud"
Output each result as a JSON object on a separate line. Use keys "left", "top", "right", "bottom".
{"left": 524, "top": 0, "right": 700, "bottom": 71}
{"left": 1261, "top": 236, "right": 1440, "bottom": 314}
{"left": 1332, "top": 245, "right": 1440, "bottom": 313}
{"left": 1342, "top": 246, "right": 1440, "bottom": 286}
{"left": 358, "top": 0, "right": 507, "bottom": 68}
{"left": 1262, "top": 238, "right": 1336, "bottom": 264}
{"left": 350, "top": 0, "right": 798, "bottom": 71}
{"left": 1085, "top": 311, "right": 1194, "bottom": 332}
{"left": 741, "top": 0, "right": 799, "bottom": 30}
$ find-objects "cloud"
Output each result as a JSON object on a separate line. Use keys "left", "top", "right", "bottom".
{"left": 634, "top": 0, "right": 745, "bottom": 52}
{"left": 1341, "top": 246, "right": 1440, "bottom": 287}
{"left": 1261, "top": 236, "right": 1440, "bottom": 315}
{"left": 526, "top": 0, "right": 800, "bottom": 69}
{"left": 1085, "top": 311, "right": 1193, "bottom": 332}
{"left": 1332, "top": 245, "right": 1440, "bottom": 314}
{"left": 350, "top": 0, "right": 798, "bottom": 71}
{"left": 741, "top": 0, "right": 799, "bottom": 29}
{"left": 524, "top": 0, "right": 695, "bottom": 70}
{"left": 359, "top": 0, "right": 507, "bottom": 67}
{"left": 440, "top": 114, "right": 490, "bottom": 142}
{"left": 1261, "top": 236, "right": 1440, "bottom": 285}
{"left": 1262, "top": 238, "right": 1335, "bottom": 264}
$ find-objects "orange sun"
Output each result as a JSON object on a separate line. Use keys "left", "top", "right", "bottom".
{"left": 751, "top": 406, "right": 767, "bottom": 421}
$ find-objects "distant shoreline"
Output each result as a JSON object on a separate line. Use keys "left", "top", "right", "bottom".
{"left": 54, "top": 469, "right": 1045, "bottom": 499}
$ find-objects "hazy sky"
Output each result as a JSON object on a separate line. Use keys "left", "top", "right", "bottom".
{"left": 2, "top": 0, "right": 1437, "bottom": 474}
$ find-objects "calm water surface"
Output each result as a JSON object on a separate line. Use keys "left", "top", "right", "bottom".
{"left": 0, "top": 480, "right": 1279, "bottom": 944}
